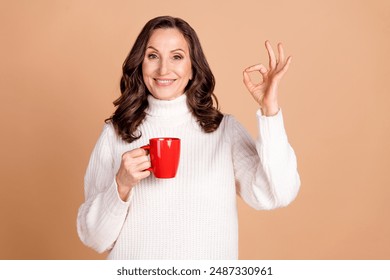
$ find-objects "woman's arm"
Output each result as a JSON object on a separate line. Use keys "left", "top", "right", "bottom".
{"left": 77, "top": 124, "right": 131, "bottom": 253}
{"left": 230, "top": 111, "right": 300, "bottom": 210}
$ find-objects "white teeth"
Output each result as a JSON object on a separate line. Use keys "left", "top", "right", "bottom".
{"left": 156, "top": 79, "right": 174, "bottom": 84}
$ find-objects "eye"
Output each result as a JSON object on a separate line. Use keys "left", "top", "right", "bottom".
{"left": 147, "top": 53, "right": 158, "bottom": 59}
{"left": 173, "top": 55, "right": 183, "bottom": 60}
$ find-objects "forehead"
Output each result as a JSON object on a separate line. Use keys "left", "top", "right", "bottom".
{"left": 147, "top": 28, "right": 189, "bottom": 52}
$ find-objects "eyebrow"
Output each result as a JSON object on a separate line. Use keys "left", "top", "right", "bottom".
{"left": 146, "top": 46, "right": 186, "bottom": 53}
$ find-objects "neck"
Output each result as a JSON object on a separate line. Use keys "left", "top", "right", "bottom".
{"left": 146, "top": 94, "right": 190, "bottom": 118}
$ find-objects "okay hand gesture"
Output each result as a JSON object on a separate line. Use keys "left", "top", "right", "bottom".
{"left": 243, "top": 40, "right": 292, "bottom": 116}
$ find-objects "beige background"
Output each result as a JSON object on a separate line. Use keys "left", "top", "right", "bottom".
{"left": 1, "top": 0, "right": 389, "bottom": 259}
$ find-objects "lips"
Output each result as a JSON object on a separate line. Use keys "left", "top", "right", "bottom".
{"left": 154, "top": 78, "right": 176, "bottom": 86}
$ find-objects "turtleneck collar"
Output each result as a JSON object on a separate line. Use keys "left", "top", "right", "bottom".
{"left": 145, "top": 93, "right": 191, "bottom": 118}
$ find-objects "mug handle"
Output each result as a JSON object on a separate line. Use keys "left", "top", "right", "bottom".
{"left": 140, "top": 145, "right": 153, "bottom": 172}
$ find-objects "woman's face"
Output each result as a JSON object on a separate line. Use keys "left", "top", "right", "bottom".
{"left": 142, "top": 28, "right": 192, "bottom": 100}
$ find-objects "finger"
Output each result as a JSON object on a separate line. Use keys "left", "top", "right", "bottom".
{"left": 137, "top": 160, "right": 151, "bottom": 171}
{"left": 132, "top": 155, "right": 150, "bottom": 165}
{"left": 278, "top": 42, "right": 285, "bottom": 66}
{"left": 123, "top": 148, "right": 148, "bottom": 159}
{"left": 244, "top": 64, "right": 268, "bottom": 73}
{"left": 121, "top": 150, "right": 148, "bottom": 168}
{"left": 124, "top": 158, "right": 150, "bottom": 175}
{"left": 243, "top": 70, "right": 255, "bottom": 90}
{"left": 276, "top": 56, "right": 292, "bottom": 78}
{"left": 132, "top": 170, "right": 151, "bottom": 182}
{"left": 265, "top": 40, "right": 276, "bottom": 69}
{"left": 136, "top": 170, "right": 151, "bottom": 180}
{"left": 245, "top": 64, "right": 268, "bottom": 85}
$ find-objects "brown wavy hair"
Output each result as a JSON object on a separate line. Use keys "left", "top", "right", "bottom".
{"left": 106, "top": 16, "right": 223, "bottom": 143}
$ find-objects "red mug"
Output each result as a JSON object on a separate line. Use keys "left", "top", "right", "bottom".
{"left": 141, "top": 138, "right": 180, "bottom": 179}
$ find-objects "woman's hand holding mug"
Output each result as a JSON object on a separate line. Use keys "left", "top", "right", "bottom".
{"left": 116, "top": 148, "right": 151, "bottom": 201}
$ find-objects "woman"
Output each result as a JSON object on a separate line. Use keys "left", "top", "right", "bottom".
{"left": 77, "top": 16, "right": 300, "bottom": 259}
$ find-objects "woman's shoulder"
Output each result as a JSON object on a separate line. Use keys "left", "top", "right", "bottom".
{"left": 218, "top": 114, "right": 246, "bottom": 140}
{"left": 100, "top": 121, "right": 115, "bottom": 135}
{"left": 98, "top": 121, "right": 122, "bottom": 143}
{"left": 220, "top": 113, "right": 242, "bottom": 129}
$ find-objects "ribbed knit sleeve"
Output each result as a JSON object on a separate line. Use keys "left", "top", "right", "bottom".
{"left": 230, "top": 109, "right": 300, "bottom": 210}
{"left": 77, "top": 124, "right": 132, "bottom": 253}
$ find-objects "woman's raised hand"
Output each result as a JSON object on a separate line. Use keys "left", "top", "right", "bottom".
{"left": 243, "top": 40, "right": 292, "bottom": 116}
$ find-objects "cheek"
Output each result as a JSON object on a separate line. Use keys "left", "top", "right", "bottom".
{"left": 142, "top": 61, "right": 156, "bottom": 77}
{"left": 179, "top": 63, "right": 192, "bottom": 79}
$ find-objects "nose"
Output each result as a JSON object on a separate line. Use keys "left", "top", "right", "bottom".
{"left": 158, "top": 58, "right": 169, "bottom": 75}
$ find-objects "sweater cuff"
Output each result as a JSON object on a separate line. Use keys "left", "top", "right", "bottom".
{"left": 256, "top": 108, "right": 288, "bottom": 144}
{"left": 103, "top": 179, "right": 132, "bottom": 216}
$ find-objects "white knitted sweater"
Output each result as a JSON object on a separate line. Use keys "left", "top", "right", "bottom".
{"left": 77, "top": 94, "right": 300, "bottom": 259}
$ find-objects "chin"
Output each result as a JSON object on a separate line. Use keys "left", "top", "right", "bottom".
{"left": 150, "top": 91, "right": 184, "bottom": 101}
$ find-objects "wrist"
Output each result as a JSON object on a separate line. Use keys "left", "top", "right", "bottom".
{"left": 260, "top": 105, "right": 279, "bottom": 116}
{"left": 116, "top": 175, "right": 132, "bottom": 201}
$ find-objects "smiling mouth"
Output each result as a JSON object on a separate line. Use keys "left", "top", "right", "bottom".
{"left": 154, "top": 79, "right": 176, "bottom": 86}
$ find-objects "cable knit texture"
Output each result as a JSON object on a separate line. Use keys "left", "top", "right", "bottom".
{"left": 77, "top": 94, "right": 300, "bottom": 259}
